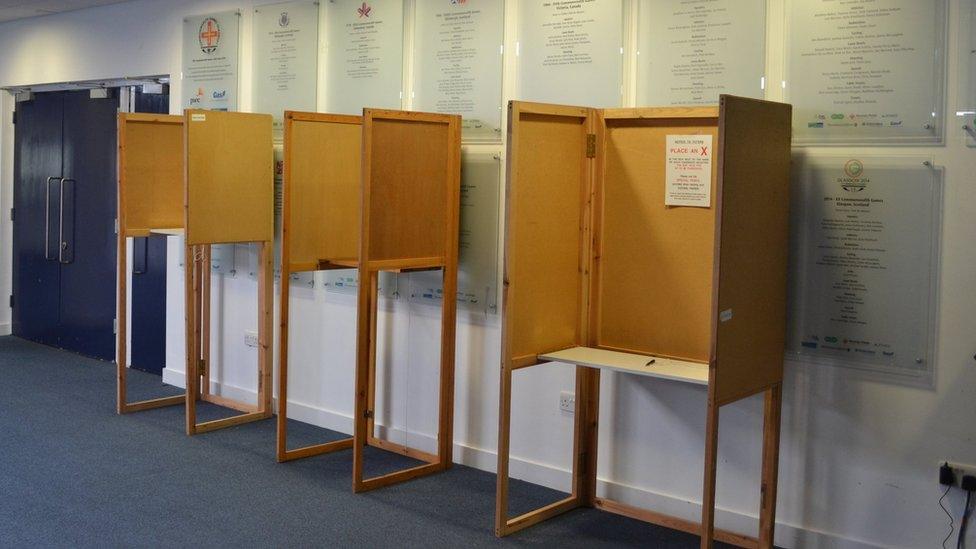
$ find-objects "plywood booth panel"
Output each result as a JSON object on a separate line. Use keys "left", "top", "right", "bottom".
{"left": 362, "top": 110, "right": 460, "bottom": 264}
{"left": 285, "top": 112, "right": 362, "bottom": 271}
{"left": 712, "top": 96, "right": 792, "bottom": 404}
{"left": 185, "top": 110, "right": 273, "bottom": 245}
{"left": 595, "top": 114, "right": 719, "bottom": 363}
{"left": 119, "top": 113, "right": 184, "bottom": 235}
{"left": 505, "top": 103, "right": 591, "bottom": 362}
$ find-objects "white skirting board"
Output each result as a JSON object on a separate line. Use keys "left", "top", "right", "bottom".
{"left": 162, "top": 367, "right": 876, "bottom": 549}
{"left": 0, "top": 322, "right": 10, "bottom": 336}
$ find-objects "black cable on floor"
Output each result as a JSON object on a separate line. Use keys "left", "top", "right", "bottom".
{"left": 943, "top": 485, "right": 956, "bottom": 549}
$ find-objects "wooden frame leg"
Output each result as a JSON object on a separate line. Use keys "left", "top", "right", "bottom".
{"left": 759, "top": 383, "right": 782, "bottom": 548}
{"left": 185, "top": 244, "right": 201, "bottom": 435}
{"left": 187, "top": 241, "right": 274, "bottom": 436}
{"left": 574, "top": 366, "right": 600, "bottom": 505}
{"left": 701, "top": 397, "right": 720, "bottom": 549}
{"left": 117, "top": 234, "right": 185, "bottom": 415}
{"left": 495, "top": 363, "right": 584, "bottom": 537}
{"left": 352, "top": 266, "right": 455, "bottom": 493}
{"left": 352, "top": 269, "right": 375, "bottom": 490}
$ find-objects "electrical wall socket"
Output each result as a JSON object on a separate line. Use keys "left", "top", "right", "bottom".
{"left": 244, "top": 331, "right": 259, "bottom": 348}
{"left": 559, "top": 391, "right": 575, "bottom": 413}
{"left": 941, "top": 461, "right": 976, "bottom": 487}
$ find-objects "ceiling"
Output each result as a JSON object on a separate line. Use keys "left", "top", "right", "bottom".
{"left": 0, "top": 0, "right": 131, "bottom": 24}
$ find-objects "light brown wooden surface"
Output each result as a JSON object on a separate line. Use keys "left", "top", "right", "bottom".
{"left": 286, "top": 112, "right": 362, "bottom": 271}
{"left": 594, "top": 115, "right": 719, "bottom": 362}
{"left": 362, "top": 111, "right": 453, "bottom": 262}
{"left": 184, "top": 110, "right": 273, "bottom": 245}
{"left": 119, "top": 113, "right": 184, "bottom": 234}
{"left": 505, "top": 104, "right": 591, "bottom": 361}
{"left": 711, "top": 96, "right": 792, "bottom": 404}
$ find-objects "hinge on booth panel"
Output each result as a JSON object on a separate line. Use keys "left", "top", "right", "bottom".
{"left": 8, "top": 295, "right": 13, "bottom": 309}
{"left": 9, "top": 208, "right": 13, "bottom": 221}
{"left": 113, "top": 318, "right": 117, "bottom": 334}
{"left": 586, "top": 134, "right": 596, "bottom": 158}
{"left": 364, "top": 409, "right": 374, "bottom": 419}
{"left": 114, "top": 218, "right": 118, "bottom": 235}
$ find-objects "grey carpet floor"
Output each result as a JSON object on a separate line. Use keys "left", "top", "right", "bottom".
{"left": 0, "top": 335, "right": 733, "bottom": 548}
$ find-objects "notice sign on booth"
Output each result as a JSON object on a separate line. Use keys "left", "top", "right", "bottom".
{"left": 665, "top": 135, "right": 712, "bottom": 207}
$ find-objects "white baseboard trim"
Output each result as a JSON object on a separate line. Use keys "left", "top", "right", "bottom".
{"left": 0, "top": 322, "right": 11, "bottom": 336}
{"left": 159, "top": 369, "right": 876, "bottom": 549}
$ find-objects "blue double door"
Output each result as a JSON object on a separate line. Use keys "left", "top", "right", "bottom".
{"left": 12, "top": 89, "right": 167, "bottom": 372}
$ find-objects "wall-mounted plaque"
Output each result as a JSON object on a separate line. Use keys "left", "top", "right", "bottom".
{"left": 323, "top": 0, "right": 403, "bottom": 115}
{"left": 517, "top": 0, "right": 623, "bottom": 107}
{"left": 409, "top": 153, "right": 500, "bottom": 314}
{"left": 253, "top": 1, "right": 319, "bottom": 134}
{"left": 958, "top": 0, "right": 976, "bottom": 146}
{"left": 413, "top": 0, "right": 504, "bottom": 141}
{"left": 787, "top": 0, "right": 947, "bottom": 145}
{"left": 788, "top": 156, "right": 942, "bottom": 382}
{"left": 182, "top": 11, "right": 241, "bottom": 111}
{"left": 637, "top": 0, "right": 765, "bottom": 106}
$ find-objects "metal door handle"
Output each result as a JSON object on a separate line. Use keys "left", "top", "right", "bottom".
{"left": 44, "top": 176, "right": 60, "bottom": 260}
{"left": 59, "top": 178, "right": 75, "bottom": 264}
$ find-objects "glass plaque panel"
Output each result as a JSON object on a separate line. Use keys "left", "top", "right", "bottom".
{"left": 323, "top": 0, "right": 404, "bottom": 115}
{"left": 958, "top": 0, "right": 976, "bottom": 146}
{"left": 517, "top": 0, "right": 624, "bottom": 107}
{"left": 413, "top": 0, "right": 504, "bottom": 141}
{"left": 323, "top": 270, "right": 398, "bottom": 299}
{"left": 786, "top": 0, "right": 947, "bottom": 145}
{"left": 788, "top": 156, "right": 941, "bottom": 382}
{"left": 637, "top": 0, "right": 765, "bottom": 106}
{"left": 182, "top": 11, "right": 241, "bottom": 111}
{"left": 253, "top": 1, "right": 319, "bottom": 134}
{"left": 409, "top": 153, "right": 500, "bottom": 314}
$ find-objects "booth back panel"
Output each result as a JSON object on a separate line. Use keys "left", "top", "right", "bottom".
{"left": 120, "top": 115, "right": 183, "bottom": 234}
{"left": 287, "top": 115, "right": 362, "bottom": 270}
{"left": 363, "top": 112, "right": 458, "bottom": 263}
{"left": 713, "top": 96, "right": 792, "bottom": 403}
{"left": 185, "top": 110, "right": 273, "bottom": 245}
{"left": 596, "top": 117, "right": 718, "bottom": 363}
{"left": 506, "top": 106, "right": 590, "bottom": 362}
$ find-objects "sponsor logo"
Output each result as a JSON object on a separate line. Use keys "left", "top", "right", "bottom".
{"left": 808, "top": 122, "right": 824, "bottom": 128}
{"left": 831, "top": 113, "right": 845, "bottom": 120}
{"left": 198, "top": 17, "right": 221, "bottom": 54}
{"left": 801, "top": 341, "right": 818, "bottom": 349}
{"left": 824, "top": 336, "right": 838, "bottom": 343}
{"left": 279, "top": 11, "right": 290, "bottom": 27}
{"left": 357, "top": 2, "right": 371, "bottom": 17}
{"left": 451, "top": 0, "right": 467, "bottom": 4}
{"left": 212, "top": 90, "right": 227, "bottom": 99}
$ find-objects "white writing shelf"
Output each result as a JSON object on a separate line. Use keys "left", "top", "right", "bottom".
{"left": 539, "top": 347, "right": 708, "bottom": 385}
{"left": 149, "top": 228, "right": 184, "bottom": 236}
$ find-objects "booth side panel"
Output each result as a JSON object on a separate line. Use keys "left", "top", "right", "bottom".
{"left": 505, "top": 107, "right": 589, "bottom": 362}
{"left": 185, "top": 110, "right": 274, "bottom": 245}
{"left": 596, "top": 118, "right": 718, "bottom": 363}
{"left": 713, "top": 97, "right": 792, "bottom": 404}
{"left": 287, "top": 118, "right": 362, "bottom": 269}
{"left": 122, "top": 117, "right": 183, "bottom": 233}
{"left": 363, "top": 116, "right": 455, "bottom": 262}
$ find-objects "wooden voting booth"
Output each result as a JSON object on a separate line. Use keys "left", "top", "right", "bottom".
{"left": 277, "top": 110, "right": 461, "bottom": 492}
{"left": 183, "top": 109, "right": 275, "bottom": 435}
{"left": 116, "top": 111, "right": 274, "bottom": 436}
{"left": 495, "top": 96, "right": 792, "bottom": 548}
{"left": 116, "top": 113, "right": 186, "bottom": 414}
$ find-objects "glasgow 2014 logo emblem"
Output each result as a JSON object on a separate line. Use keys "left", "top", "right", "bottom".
{"left": 198, "top": 17, "right": 221, "bottom": 54}
{"left": 357, "top": 2, "right": 372, "bottom": 18}
{"left": 840, "top": 159, "right": 866, "bottom": 192}
{"left": 279, "top": 11, "right": 290, "bottom": 27}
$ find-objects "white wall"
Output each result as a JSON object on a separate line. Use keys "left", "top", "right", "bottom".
{"left": 2, "top": 1, "right": 976, "bottom": 547}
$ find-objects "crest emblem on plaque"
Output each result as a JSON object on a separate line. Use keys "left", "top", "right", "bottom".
{"left": 279, "top": 11, "right": 290, "bottom": 27}
{"left": 198, "top": 17, "right": 221, "bottom": 54}
{"left": 357, "top": 2, "right": 372, "bottom": 18}
{"left": 841, "top": 159, "right": 867, "bottom": 192}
